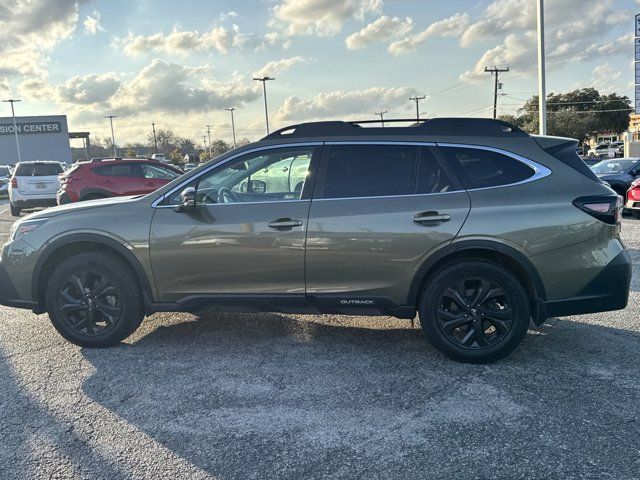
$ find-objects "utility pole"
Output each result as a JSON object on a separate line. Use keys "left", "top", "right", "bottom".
{"left": 152, "top": 121, "right": 158, "bottom": 153}
{"left": 252, "top": 76, "right": 275, "bottom": 134}
{"left": 2, "top": 99, "right": 22, "bottom": 163}
{"left": 484, "top": 66, "right": 509, "bottom": 119}
{"left": 206, "top": 124, "right": 212, "bottom": 157}
{"left": 375, "top": 110, "right": 388, "bottom": 127}
{"left": 537, "top": 0, "right": 547, "bottom": 135}
{"left": 409, "top": 96, "right": 426, "bottom": 122}
{"left": 202, "top": 135, "right": 207, "bottom": 157}
{"left": 105, "top": 115, "right": 117, "bottom": 157}
{"left": 225, "top": 108, "right": 237, "bottom": 147}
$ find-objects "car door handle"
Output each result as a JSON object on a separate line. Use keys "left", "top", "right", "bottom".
{"left": 413, "top": 212, "right": 451, "bottom": 224}
{"left": 268, "top": 218, "right": 303, "bottom": 229}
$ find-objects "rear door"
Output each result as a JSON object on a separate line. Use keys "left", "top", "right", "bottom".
{"left": 305, "top": 143, "right": 471, "bottom": 307}
{"left": 97, "top": 163, "right": 147, "bottom": 196}
{"left": 16, "top": 163, "right": 62, "bottom": 196}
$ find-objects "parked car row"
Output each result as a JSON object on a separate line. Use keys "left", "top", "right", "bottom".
{"left": 587, "top": 141, "right": 624, "bottom": 160}
{"left": 6, "top": 158, "right": 184, "bottom": 216}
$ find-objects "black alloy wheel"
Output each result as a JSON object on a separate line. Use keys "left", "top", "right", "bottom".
{"left": 57, "top": 269, "right": 122, "bottom": 336}
{"left": 435, "top": 277, "right": 513, "bottom": 349}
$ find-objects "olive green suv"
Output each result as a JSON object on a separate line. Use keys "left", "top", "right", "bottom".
{"left": 0, "top": 119, "right": 631, "bottom": 362}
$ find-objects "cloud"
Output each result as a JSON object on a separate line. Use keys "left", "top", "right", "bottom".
{"left": 252, "top": 56, "right": 307, "bottom": 78}
{"left": 345, "top": 15, "right": 413, "bottom": 50}
{"left": 0, "top": 0, "right": 85, "bottom": 82}
{"left": 56, "top": 72, "right": 120, "bottom": 104}
{"left": 271, "top": 0, "right": 383, "bottom": 36}
{"left": 83, "top": 11, "right": 104, "bottom": 34}
{"left": 274, "top": 86, "right": 418, "bottom": 123}
{"left": 108, "top": 59, "right": 260, "bottom": 115}
{"left": 219, "top": 11, "right": 238, "bottom": 21}
{"left": 459, "top": 0, "right": 631, "bottom": 81}
{"left": 120, "top": 25, "right": 285, "bottom": 56}
{"left": 388, "top": 13, "right": 469, "bottom": 55}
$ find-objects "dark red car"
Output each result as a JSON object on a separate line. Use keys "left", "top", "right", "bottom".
{"left": 57, "top": 158, "right": 183, "bottom": 204}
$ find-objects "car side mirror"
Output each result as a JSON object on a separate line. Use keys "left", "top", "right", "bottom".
{"left": 174, "top": 186, "right": 196, "bottom": 212}
{"left": 248, "top": 179, "right": 266, "bottom": 194}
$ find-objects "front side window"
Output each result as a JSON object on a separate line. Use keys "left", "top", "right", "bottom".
{"left": 167, "top": 147, "right": 315, "bottom": 205}
{"left": 440, "top": 147, "right": 535, "bottom": 189}
{"left": 323, "top": 145, "right": 419, "bottom": 199}
{"left": 141, "top": 164, "right": 180, "bottom": 180}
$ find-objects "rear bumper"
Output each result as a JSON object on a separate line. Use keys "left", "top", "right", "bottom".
{"left": 11, "top": 198, "right": 58, "bottom": 209}
{"left": 543, "top": 249, "right": 631, "bottom": 318}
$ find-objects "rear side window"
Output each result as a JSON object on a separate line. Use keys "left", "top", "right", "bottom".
{"left": 14, "top": 163, "right": 63, "bottom": 176}
{"left": 440, "top": 147, "right": 534, "bottom": 189}
{"left": 323, "top": 145, "right": 419, "bottom": 198}
{"left": 92, "top": 164, "right": 141, "bottom": 178}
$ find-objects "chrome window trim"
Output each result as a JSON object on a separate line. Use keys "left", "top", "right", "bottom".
{"left": 436, "top": 143, "right": 552, "bottom": 191}
{"left": 151, "top": 142, "right": 322, "bottom": 208}
{"left": 152, "top": 140, "right": 552, "bottom": 207}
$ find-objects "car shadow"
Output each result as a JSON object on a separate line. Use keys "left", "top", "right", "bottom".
{"left": 627, "top": 248, "right": 640, "bottom": 292}
{"left": 78, "top": 310, "right": 640, "bottom": 479}
{"left": 0, "top": 347, "right": 127, "bottom": 479}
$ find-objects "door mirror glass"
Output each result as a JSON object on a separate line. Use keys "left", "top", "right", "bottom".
{"left": 247, "top": 179, "right": 266, "bottom": 194}
{"left": 175, "top": 186, "right": 196, "bottom": 212}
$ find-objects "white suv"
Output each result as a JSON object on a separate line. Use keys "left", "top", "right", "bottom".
{"left": 587, "top": 143, "right": 616, "bottom": 159}
{"left": 9, "top": 161, "right": 63, "bottom": 216}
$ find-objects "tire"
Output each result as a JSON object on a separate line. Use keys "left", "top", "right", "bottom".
{"left": 9, "top": 203, "right": 20, "bottom": 217}
{"left": 45, "top": 251, "right": 145, "bottom": 347}
{"left": 631, "top": 210, "right": 640, "bottom": 220}
{"left": 419, "top": 259, "right": 530, "bottom": 363}
{"left": 82, "top": 193, "right": 108, "bottom": 201}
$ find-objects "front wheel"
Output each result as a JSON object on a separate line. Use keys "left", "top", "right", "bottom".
{"left": 45, "top": 251, "right": 145, "bottom": 347}
{"left": 419, "top": 260, "right": 530, "bottom": 363}
{"left": 9, "top": 203, "right": 20, "bottom": 216}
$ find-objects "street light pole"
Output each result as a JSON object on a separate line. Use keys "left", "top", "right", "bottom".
{"left": 225, "top": 108, "right": 236, "bottom": 147}
{"left": 252, "top": 76, "right": 275, "bottom": 134}
{"left": 537, "top": 0, "right": 547, "bottom": 135}
{"left": 105, "top": 115, "right": 118, "bottom": 157}
{"left": 2, "top": 99, "right": 22, "bottom": 163}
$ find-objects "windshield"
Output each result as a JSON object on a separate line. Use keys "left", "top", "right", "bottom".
{"left": 591, "top": 159, "right": 637, "bottom": 174}
{"left": 0, "top": 166, "right": 11, "bottom": 177}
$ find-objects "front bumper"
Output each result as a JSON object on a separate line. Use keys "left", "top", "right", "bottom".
{"left": 0, "top": 263, "right": 38, "bottom": 309}
{"left": 543, "top": 250, "right": 631, "bottom": 318}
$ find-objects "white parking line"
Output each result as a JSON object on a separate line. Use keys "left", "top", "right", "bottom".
{"left": 0, "top": 209, "right": 6, "bottom": 215}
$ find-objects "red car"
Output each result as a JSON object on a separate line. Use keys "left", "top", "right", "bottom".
{"left": 57, "top": 158, "right": 183, "bottom": 204}
{"left": 625, "top": 178, "right": 640, "bottom": 219}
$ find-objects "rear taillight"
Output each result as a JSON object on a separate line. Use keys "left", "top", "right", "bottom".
{"left": 10, "top": 178, "right": 17, "bottom": 188}
{"left": 573, "top": 195, "right": 621, "bottom": 225}
{"left": 628, "top": 187, "right": 640, "bottom": 201}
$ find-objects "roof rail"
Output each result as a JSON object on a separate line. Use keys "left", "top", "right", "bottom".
{"left": 262, "top": 118, "right": 527, "bottom": 141}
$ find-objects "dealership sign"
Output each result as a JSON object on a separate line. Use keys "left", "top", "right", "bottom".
{"left": 0, "top": 121, "right": 62, "bottom": 135}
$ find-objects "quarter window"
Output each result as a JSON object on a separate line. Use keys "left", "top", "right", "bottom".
{"left": 440, "top": 147, "right": 535, "bottom": 189}
{"left": 323, "top": 145, "right": 419, "bottom": 199}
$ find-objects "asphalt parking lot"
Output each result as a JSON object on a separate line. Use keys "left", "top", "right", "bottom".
{"left": 0, "top": 199, "right": 639, "bottom": 480}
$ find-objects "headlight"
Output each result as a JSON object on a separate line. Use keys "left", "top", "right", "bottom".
{"left": 10, "top": 218, "right": 49, "bottom": 242}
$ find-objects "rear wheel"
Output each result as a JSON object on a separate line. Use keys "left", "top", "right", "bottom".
{"left": 419, "top": 260, "right": 530, "bottom": 363}
{"left": 631, "top": 210, "right": 640, "bottom": 219}
{"left": 9, "top": 203, "right": 20, "bottom": 217}
{"left": 45, "top": 251, "right": 145, "bottom": 347}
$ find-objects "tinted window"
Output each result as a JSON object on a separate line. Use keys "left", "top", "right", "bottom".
{"left": 92, "top": 164, "right": 141, "bottom": 177}
{"left": 141, "top": 164, "right": 180, "bottom": 180}
{"left": 15, "top": 163, "right": 63, "bottom": 176}
{"left": 441, "top": 147, "right": 534, "bottom": 189}
{"left": 323, "top": 145, "right": 418, "bottom": 198}
{"left": 417, "top": 147, "right": 455, "bottom": 194}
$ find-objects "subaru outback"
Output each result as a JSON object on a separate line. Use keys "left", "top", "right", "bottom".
{"left": 0, "top": 119, "right": 631, "bottom": 363}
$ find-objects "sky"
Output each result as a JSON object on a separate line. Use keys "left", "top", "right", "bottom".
{"left": 0, "top": 0, "right": 636, "bottom": 148}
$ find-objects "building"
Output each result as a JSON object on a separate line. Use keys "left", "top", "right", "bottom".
{"left": 0, "top": 115, "right": 72, "bottom": 166}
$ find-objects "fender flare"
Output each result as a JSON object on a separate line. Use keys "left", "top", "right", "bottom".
{"left": 79, "top": 188, "right": 113, "bottom": 201}
{"left": 406, "top": 239, "right": 547, "bottom": 306}
{"left": 32, "top": 233, "right": 154, "bottom": 311}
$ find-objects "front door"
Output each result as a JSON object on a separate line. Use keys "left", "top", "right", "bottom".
{"left": 305, "top": 144, "right": 471, "bottom": 307}
{"left": 149, "top": 145, "right": 320, "bottom": 302}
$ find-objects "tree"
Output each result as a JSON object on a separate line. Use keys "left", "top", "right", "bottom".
{"left": 501, "top": 88, "right": 631, "bottom": 141}
{"left": 210, "top": 139, "right": 231, "bottom": 157}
